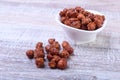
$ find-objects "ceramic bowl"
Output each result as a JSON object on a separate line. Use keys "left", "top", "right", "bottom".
{"left": 56, "top": 10, "right": 107, "bottom": 45}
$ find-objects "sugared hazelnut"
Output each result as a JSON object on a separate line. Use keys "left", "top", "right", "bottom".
{"left": 35, "top": 58, "right": 44, "bottom": 68}
{"left": 77, "top": 13, "right": 85, "bottom": 20}
{"left": 71, "top": 21, "right": 81, "bottom": 29}
{"left": 36, "top": 42, "right": 43, "bottom": 49}
{"left": 52, "top": 41, "right": 60, "bottom": 50}
{"left": 26, "top": 50, "right": 34, "bottom": 59}
{"left": 64, "top": 46, "right": 74, "bottom": 55}
{"left": 48, "top": 38, "right": 55, "bottom": 44}
{"left": 62, "top": 41, "right": 70, "bottom": 49}
{"left": 49, "top": 47, "right": 59, "bottom": 55}
{"left": 57, "top": 58, "right": 67, "bottom": 70}
{"left": 60, "top": 50, "right": 70, "bottom": 59}
{"left": 45, "top": 45, "right": 51, "bottom": 53}
{"left": 52, "top": 55, "right": 61, "bottom": 63}
{"left": 47, "top": 53, "right": 53, "bottom": 61}
{"left": 48, "top": 60, "right": 57, "bottom": 69}
{"left": 87, "top": 22, "right": 96, "bottom": 30}
{"left": 34, "top": 49, "right": 44, "bottom": 58}
{"left": 82, "top": 18, "right": 91, "bottom": 25}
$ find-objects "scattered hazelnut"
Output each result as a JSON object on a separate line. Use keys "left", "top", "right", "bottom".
{"left": 47, "top": 53, "right": 53, "bottom": 61}
{"left": 45, "top": 44, "right": 51, "bottom": 53}
{"left": 62, "top": 41, "right": 70, "bottom": 49}
{"left": 26, "top": 50, "right": 34, "bottom": 59}
{"left": 34, "top": 49, "right": 44, "bottom": 58}
{"left": 26, "top": 38, "right": 74, "bottom": 70}
{"left": 57, "top": 58, "right": 67, "bottom": 70}
{"left": 60, "top": 50, "right": 70, "bottom": 59}
{"left": 48, "top": 38, "right": 55, "bottom": 44}
{"left": 35, "top": 58, "right": 44, "bottom": 68}
{"left": 36, "top": 42, "right": 43, "bottom": 49}
{"left": 64, "top": 46, "right": 74, "bottom": 55}
{"left": 52, "top": 41, "right": 61, "bottom": 50}
{"left": 49, "top": 47, "right": 59, "bottom": 55}
{"left": 52, "top": 55, "right": 61, "bottom": 63}
{"left": 48, "top": 60, "right": 57, "bottom": 69}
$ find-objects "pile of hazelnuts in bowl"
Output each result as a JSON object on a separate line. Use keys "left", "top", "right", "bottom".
{"left": 59, "top": 6, "right": 105, "bottom": 31}
{"left": 56, "top": 6, "right": 106, "bottom": 44}
{"left": 26, "top": 38, "right": 74, "bottom": 70}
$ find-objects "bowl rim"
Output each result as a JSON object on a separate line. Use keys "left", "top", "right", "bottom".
{"left": 56, "top": 9, "right": 107, "bottom": 33}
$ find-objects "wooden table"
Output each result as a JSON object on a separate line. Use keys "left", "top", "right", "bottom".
{"left": 0, "top": 0, "right": 120, "bottom": 80}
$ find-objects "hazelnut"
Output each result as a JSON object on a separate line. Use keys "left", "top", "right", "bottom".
{"left": 64, "top": 19, "right": 71, "bottom": 26}
{"left": 77, "top": 13, "right": 85, "bottom": 20}
{"left": 71, "top": 21, "right": 81, "bottom": 29}
{"left": 47, "top": 53, "right": 53, "bottom": 61}
{"left": 26, "top": 50, "right": 34, "bottom": 59}
{"left": 48, "top": 60, "right": 57, "bottom": 69}
{"left": 94, "top": 17, "right": 103, "bottom": 28}
{"left": 35, "top": 48, "right": 44, "bottom": 52}
{"left": 87, "top": 22, "right": 96, "bottom": 30}
{"left": 34, "top": 49, "right": 44, "bottom": 58}
{"left": 48, "top": 38, "right": 55, "bottom": 44}
{"left": 45, "top": 45, "right": 51, "bottom": 53}
{"left": 60, "top": 50, "right": 70, "bottom": 59}
{"left": 59, "top": 8, "right": 68, "bottom": 17}
{"left": 64, "top": 46, "right": 74, "bottom": 55}
{"left": 61, "top": 17, "right": 67, "bottom": 23}
{"left": 82, "top": 18, "right": 91, "bottom": 25}
{"left": 36, "top": 42, "right": 43, "bottom": 49}
{"left": 52, "top": 41, "right": 60, "bottom": 50}
{"left": 62, "top": 41, "right": 70, "bottom": 49}
{"left": 49, "top": 47, "right": 59, "bottom": 55}
{"left": 35, "top": 58, "right": 44, "bottom": 68}
{"left": 57, "top": 58, "right": 67, "bottom": 70}
{"left": 52, "top": 55, "right": 61, "bottom": 63}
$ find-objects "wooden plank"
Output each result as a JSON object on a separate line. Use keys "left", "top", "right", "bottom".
{"left": 0, "top": 0, "right": 120, "bottom": 80}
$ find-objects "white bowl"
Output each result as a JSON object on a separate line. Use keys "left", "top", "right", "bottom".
{"left": 56, "top": 10, "right": 107, "bottom": 45}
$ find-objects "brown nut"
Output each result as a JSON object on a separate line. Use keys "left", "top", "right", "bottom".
{"left": 59, "top": 8, "right": 68, "bottom": 17}
{"left": 48, "top": 38, "right": 55, "bottom": 44}
{"left": 52, "top": 55, "right": 61, "bottom": 63}
{"left": 36, "top": 42, "right": 43, "bottom": 49}
{"left": 94, "top": 17, "right": 103, "bottom": 28}
{"left": 48, "top": 60, "right": 57, "bottom": 69}
{"left": 47, "top": 53, "right": 53, "bottom": 61}
{"left": 57, "top": 58, "right": 67, "bottom": 70}
{"left": 64, "top": 19, "right": 71, "bottom": 26}
{"left": 87, "top": 22, "right": 96, "bottom": 30}
{"left": 52, "top": 41, "right": 61, "bottom": 50}
{"left": 64, "top": 46, "right": 74, "bottom": 55}
{"left": 34, "top": 49, "right": 45, "bottom": 58}
{"left": 45, "top": 45, "right": 51, "bottom": 53}
{"left": 82, "top": 18, "right": 91, "bottom": 25}
{"left": 62, "top": 41, "right": 70, "bottom": 49}
{"left": 77, "top": 13, "right": 85, "bottom": 20}
{"left": 75, "top": 6, "right": 84, "bottom": 13}
{"left": 60, "top": 17, "right": 67, "bottom": 23}
{"left": 26, "top": 50, "right": 34, "bottom": 59}
{"left": 35, "top": 47, "right": 44, "bottom": 52}
{"left": 49, "top": 47, "right": 59, "bottom": 55}
{"left": 35, "top": 58, "right": 44, "bottom": 68}
{"left": 60, "top": 50, "right": 70, "bottom": 59}
{"left": 70, "top": 21, "right": 81, "bottom": 29}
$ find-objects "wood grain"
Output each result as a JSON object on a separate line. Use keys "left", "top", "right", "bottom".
{"left": 0, "top": 0, "right": 120, "bottom": 80}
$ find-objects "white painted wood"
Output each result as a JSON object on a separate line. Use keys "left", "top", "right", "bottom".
{"left": 0, "top": 0, "right": 120, "bottom": 80}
